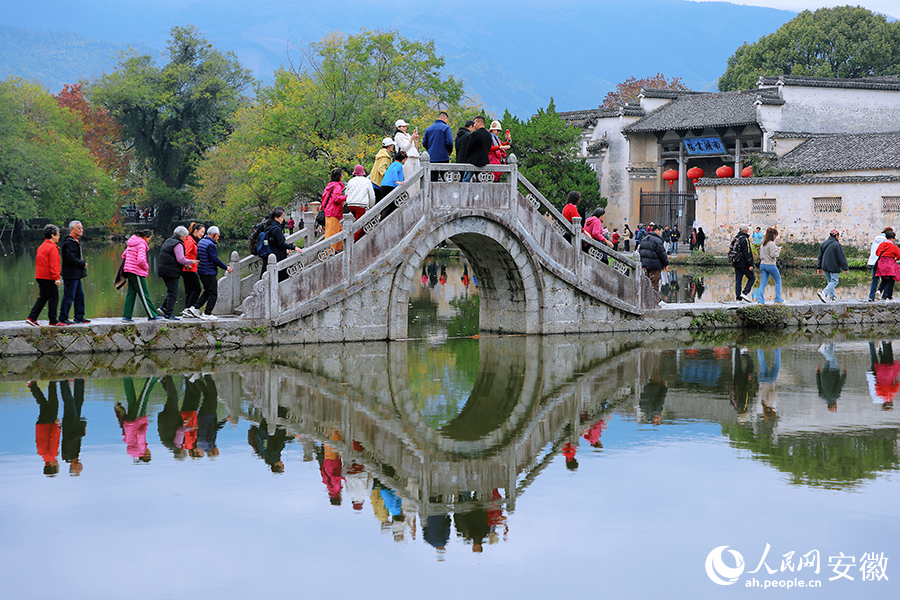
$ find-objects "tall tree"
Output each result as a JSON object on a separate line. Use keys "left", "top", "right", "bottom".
{"left": 602, "top": 73, "right": 688, "bottom": 108}
{"left": 194, "top": 29, "right": 481, "bottom": 236}
{"left": 718, "top": 6, "right": 900, "bottom": 92}
{"left": 0, "top": 77, "right": 116, "bottom": 235}
{"left": 91, "top": 25, "right": 253, "bottom": 229}
{"left": 503, "top": 99, "right": 602, "bottom": 213}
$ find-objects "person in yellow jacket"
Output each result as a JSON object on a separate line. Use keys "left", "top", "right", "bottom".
{"left": 370, "top": 137, "right": 395, "bottom": 201}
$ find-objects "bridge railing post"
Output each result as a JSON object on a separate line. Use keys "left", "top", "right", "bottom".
{"left": 230, "top": 250, "right": 240, "bottom": 313}
{"left": 632, "top": 250, "right": 643, "bottom": 307}
{"left": 267, "top": 253, "right": 278, "bottom": 320}
{"left": 508, "top": 154, "right": 518, "bottom": 222}
{"left": 343, "top": 213, "right": 355, "bottom": 284}
{"left": 573, "top": 216, "right": 583, "bottom": 279}
{"left": 420, "top": 150, "right": 432, "bottom": 217}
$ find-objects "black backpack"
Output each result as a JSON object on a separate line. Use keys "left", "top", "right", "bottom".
{"left": 727, "top": 235, "right": 743, "bottom": 265}
{"left": 248, "top": 220, "right": 266, "bottom": 255}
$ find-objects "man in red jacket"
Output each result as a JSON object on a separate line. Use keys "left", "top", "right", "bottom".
{"left": 26, "top": 224, "right": 64, "bottom": 327}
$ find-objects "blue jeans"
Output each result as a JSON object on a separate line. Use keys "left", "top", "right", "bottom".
{"left": 823, "top": 271, "right": 840, "bottom": 300}
{"left": 758, "top": 348, "right": 781, "bottom": 383}
{"left": 756, "top": 264, "right": 783, "bottom": 303}
{"left": 870, "top": 265, "right": 879, "bottom": 300}
{"left": 58, "top": 278, "right": 85, "bottom": 322}
{"left": 462, "top": 171, "right": 473, "bottom": 182}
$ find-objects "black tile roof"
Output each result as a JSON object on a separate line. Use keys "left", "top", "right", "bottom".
{"left": 623, "top": 89, "right": 783, "bottom": 133}
{"left": 773, "top": 132, "right": 900, "bottom": 172}
{"left": 558, "top": 108, "right": 620, "bottom": 128}
{"left": 696, "top": 174, "right": 900, "bottom": 186}
{"left": 758, "top": 74, "right": 900, "bottom": 91}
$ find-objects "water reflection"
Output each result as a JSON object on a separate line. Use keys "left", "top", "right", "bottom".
{"left": 1, "top": 332, "right": 899, "bottom": 594}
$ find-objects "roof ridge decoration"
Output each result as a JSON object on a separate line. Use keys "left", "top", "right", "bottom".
{"left": 757, "top": 74, "right": 900, "bottom": 91}
{"left": 773, "top": 131, "right": 900, "bottom": 173}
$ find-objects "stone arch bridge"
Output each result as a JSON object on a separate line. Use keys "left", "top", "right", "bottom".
{"left": 214, "top": 154, "right": 657, "bottom": 343}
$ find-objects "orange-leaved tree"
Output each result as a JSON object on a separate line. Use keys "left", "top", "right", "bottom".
{"left": 601, "top": 73, "right": 688, "bottom": 108}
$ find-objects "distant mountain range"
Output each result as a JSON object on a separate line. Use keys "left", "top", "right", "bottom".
{"left": 1, "top": 0, "right": 796, "bottom": 116}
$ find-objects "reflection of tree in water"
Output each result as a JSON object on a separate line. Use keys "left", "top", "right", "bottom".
{"left": 723, "top": 426, "right": 900, "bottom": 489}
{"left": 446, "top": 294, "right": 479, "bottom": 337}
{"left": 409, "top": 339, "right": 480, "bottom": 429}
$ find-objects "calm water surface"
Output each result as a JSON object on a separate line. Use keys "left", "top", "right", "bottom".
{"left": 1, "top": 330, "right": 898, "bottom": 599}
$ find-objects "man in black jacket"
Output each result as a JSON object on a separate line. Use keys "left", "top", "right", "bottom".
{"left": 455, "top": 120, "right": 474, "bottom": 164}
{"left": 816, "top": 229, "right": 849, "bottom": 302}
{"left": 639, "top": 223, "right": 668, "bottom": 293}
{"left": 58, "top": 220, "right": 89, "bottom": 324}
{"left": 732, "top": 224, "right": 755, "bottom": 302}
{"left": 262, "top": 207, "right": 296, "bottom": 282}
{"left": 464, "top": 116, "right": 492, "bottom": 182}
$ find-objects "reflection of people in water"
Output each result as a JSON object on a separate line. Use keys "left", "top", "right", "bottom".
{"left": 197, "top": 375, "right": 228, "bottom": 458}
{"left": 427, "top": 263, "right": 438, "bottom": 287}
{"left": 116, "top": 377, "right": 157, "bottom": 463}
{"left": 562, "top": 441, "right": 578, "bottom": 470}
{"left": 181, "top": 375, "right": 203, "bottom": 458}
{"left": 461, "top": 264, "right": 470, "bottom": 289}
{"left": 487, "top": 489, "right": 508, "bottom": 544}
{"left": 423, "top": 513, "right": 452, "bottom": 557}
{"left": 639, "top": 376, "right": 668, "bottom": 425}
{"left": 757, "top": 348, "right": 781, "bottom": 420}
{"left": 30, "top": 380, "right": 60, "bottom": 476}
{"left": 817, "top": 343, "right": 847, "bottom": 412}
{"left": 248, "top": 418, "right": 291, "bottom": 472}
{"left": 421, "top": 265, "right": 428, "bottom": 288}
{"left": 454, "top": 493, "right": 490, "bottom": 553}
{"left": 318, "top": 429, "right": 344, "bottom": 505}
{"left": 371, "top": 478, "right": 409, "bottom": 541}
{"left": 868, "top": 341, "right": 899, "bottom": 409}
{"left": 60, "top": 379, "right": 86, "bottom": 476}
{"left": 158, "top": 375, "right": 187, "bottom": 459}
{"left": 439, "top": 264, "right": 447, "bottom": 286}
{"left": 581, "top": 417, "right": 607, "bottom": 448}
{"left": 730, "top": 348, "right": 758, "bottom": 416}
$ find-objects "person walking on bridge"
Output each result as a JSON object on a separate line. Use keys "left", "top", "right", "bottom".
{"left": 465, "top": 116, "right": 492, "bottom": 181}
{"left": 25, "top": 224, "right": 63, "bottom": 327}
{"left": 371, "top": 138, "right": 395, "bottom": 201}
{"left": 816, "top": 229, "right": 849, "bottom": 302}
{"left": 423, "top": 111, "right": 453, "bottom": 181}
{"left": 729, "top": 224, "right": 755, "bottom": 302}
{"left": 393, "top": 119, "right": 420, "bottom": 190}
{"left": 121, "top": 229, "right": 160, "bottom": 322}
{"left": 188, "top": 226, "right": 233, "bottom": 320}
{"left": 322, "top": 169, "right": 348, "bottom": 252}
{"left": 58, "top": 220, "right": 89, "bottom": 324}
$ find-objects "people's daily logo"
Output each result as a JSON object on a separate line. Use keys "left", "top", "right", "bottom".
{"left": 706, "top": 546, "right": 746, "bottom": 585}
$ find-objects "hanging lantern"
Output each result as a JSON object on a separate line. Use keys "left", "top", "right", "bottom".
{"left": 662, "top": 169, "right": 679, "bottom": 187}
{"left": 716, "top": 165, "right": 734, "bottom": 178}
{"left": 741, "top": 166, "right": 753, "bottom": 178}
{"left": 687, "top": 166, "right": 704, "bottom": 183}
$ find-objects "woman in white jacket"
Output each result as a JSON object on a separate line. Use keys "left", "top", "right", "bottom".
{"left": 393, "top": 119, "right": 420, "bottom": 191}
{"left": 345, "top": 164, "right": 376, "bottom": 242}
{"left": 868, "top": 227, "right": 892, "bottom": 301}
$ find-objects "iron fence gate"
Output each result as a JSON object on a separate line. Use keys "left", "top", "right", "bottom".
{"left": 639, "top": 191, "right": 696, "bottom": 233}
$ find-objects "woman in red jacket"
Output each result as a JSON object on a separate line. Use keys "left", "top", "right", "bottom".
{"left": 26, "top": 224, "right": 64, "bottom": 327}
{"left": 876, "top": 229, "right": 900, "bottom": 300}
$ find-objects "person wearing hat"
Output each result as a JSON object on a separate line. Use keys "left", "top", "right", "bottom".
{"left": 817, "top": 229, "right": 849, "bottom": 302}
{"left": 730, "top": 224, "right": 755, "bottom": 302}
{"left": 393, "top": 119, "right": 420, "bottom": 191}
{"left": 371, "top": 137, "right": 395, "bottom": 201}
{"left": 488, "top": 120, "right": 511, "bottom": 182}
{"left": 423, "top": 111, "right": 454, "bottom": 181}
{"left": 346, "top": 164, "right": 376, "bottom": 242}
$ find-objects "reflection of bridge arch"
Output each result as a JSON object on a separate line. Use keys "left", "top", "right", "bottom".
{"left": 388, "top": 214, "right": 544, "bottom": 338}
{"left": 234, "top": 337, "right": 654, "bottom": 513}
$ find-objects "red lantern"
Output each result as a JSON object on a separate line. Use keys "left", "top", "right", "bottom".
{"left": 716, "top": 165, "right": 734, "bottom": 178}
{"left": 741, "top": 166, "right": 753, "bottom": 178}
{"left": 687, "top": 166, "right": 704, "bottom": 183}
{"left": 662, "top": 169, "right": 679, "bottom": 187}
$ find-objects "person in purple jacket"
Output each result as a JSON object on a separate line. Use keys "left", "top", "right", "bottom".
{"left": 185, "top": 226, "right": 232, "bottom": 321}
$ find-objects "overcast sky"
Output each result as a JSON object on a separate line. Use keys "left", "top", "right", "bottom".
{"left": 690, "top": 0, "right": 900, "bottom": 19}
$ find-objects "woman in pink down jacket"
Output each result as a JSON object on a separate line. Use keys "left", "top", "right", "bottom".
{"left": 121, "top": 229, "right": 160, "bottom": 321}
{"left": 322, "top": 167, "right": 348, "bottom": 252}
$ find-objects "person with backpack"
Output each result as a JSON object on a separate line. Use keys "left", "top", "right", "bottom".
{"left": 729, "top": 224, "right": 755, "bottom": 302}
{"left": 639, "top": 223, "right": 668, "bottom": 294}
{"left": 257, "top": 207, "right": 296, "bottom": 282}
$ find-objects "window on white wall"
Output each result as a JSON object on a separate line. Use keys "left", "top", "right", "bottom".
{"left": 751, "top": 197, "right": 776, "bottom": 214}
{"left": 882, "top": 196, "right": 900, "bottom": 213}
{"left": 813, "top": 196, "right": 842, "bottom": 213}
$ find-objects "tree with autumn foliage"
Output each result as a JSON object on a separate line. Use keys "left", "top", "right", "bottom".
{"left": 0, "top": 77, "right": 117, "bottom": 237}
{"left": 54, "top": 83, "right": 132, "bottom": 180}
{"left": 601, "top": 73, "right": 688, "bottom": 108}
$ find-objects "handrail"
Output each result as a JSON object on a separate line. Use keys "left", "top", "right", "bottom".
{"left": 517, "top": 176, "right": 575, "bottom": 238}
{"left": 351, "top": 169, "right": 424, "bottom": 237}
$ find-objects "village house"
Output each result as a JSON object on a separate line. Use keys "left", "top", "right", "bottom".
{"left": 561, "top": 75, "right": 900, "bottom": 250}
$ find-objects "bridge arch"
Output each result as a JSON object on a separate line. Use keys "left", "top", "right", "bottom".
{"left": 388, "top": 212, "right": 544, "bottom": 339}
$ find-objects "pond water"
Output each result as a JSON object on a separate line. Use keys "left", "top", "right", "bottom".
{"left": 0, "top": 329, "right": 898, "bottom": 599}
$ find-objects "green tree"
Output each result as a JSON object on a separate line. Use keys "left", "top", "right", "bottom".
{"left": 91, "top": 25, "right": 253, "bottom": 229}
{"left": 194, "top": 29, "right": 481, "bottom": 236}
{"left": 0, "top": 77, "right": 116, "bottom": 236}
{"left": 503, "top": 99, "right": 601, "bottom": 212}
{"left": 719, "top": 6, "right": 900, "bottom": 91}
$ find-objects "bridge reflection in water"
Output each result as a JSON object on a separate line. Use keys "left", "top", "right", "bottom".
{"left": 232, "top": 335, "right": 650, "bottom": 526}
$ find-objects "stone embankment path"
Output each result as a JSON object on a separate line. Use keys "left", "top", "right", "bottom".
{"left": 0, "top": 297, "right": 895, "bottom": 357}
